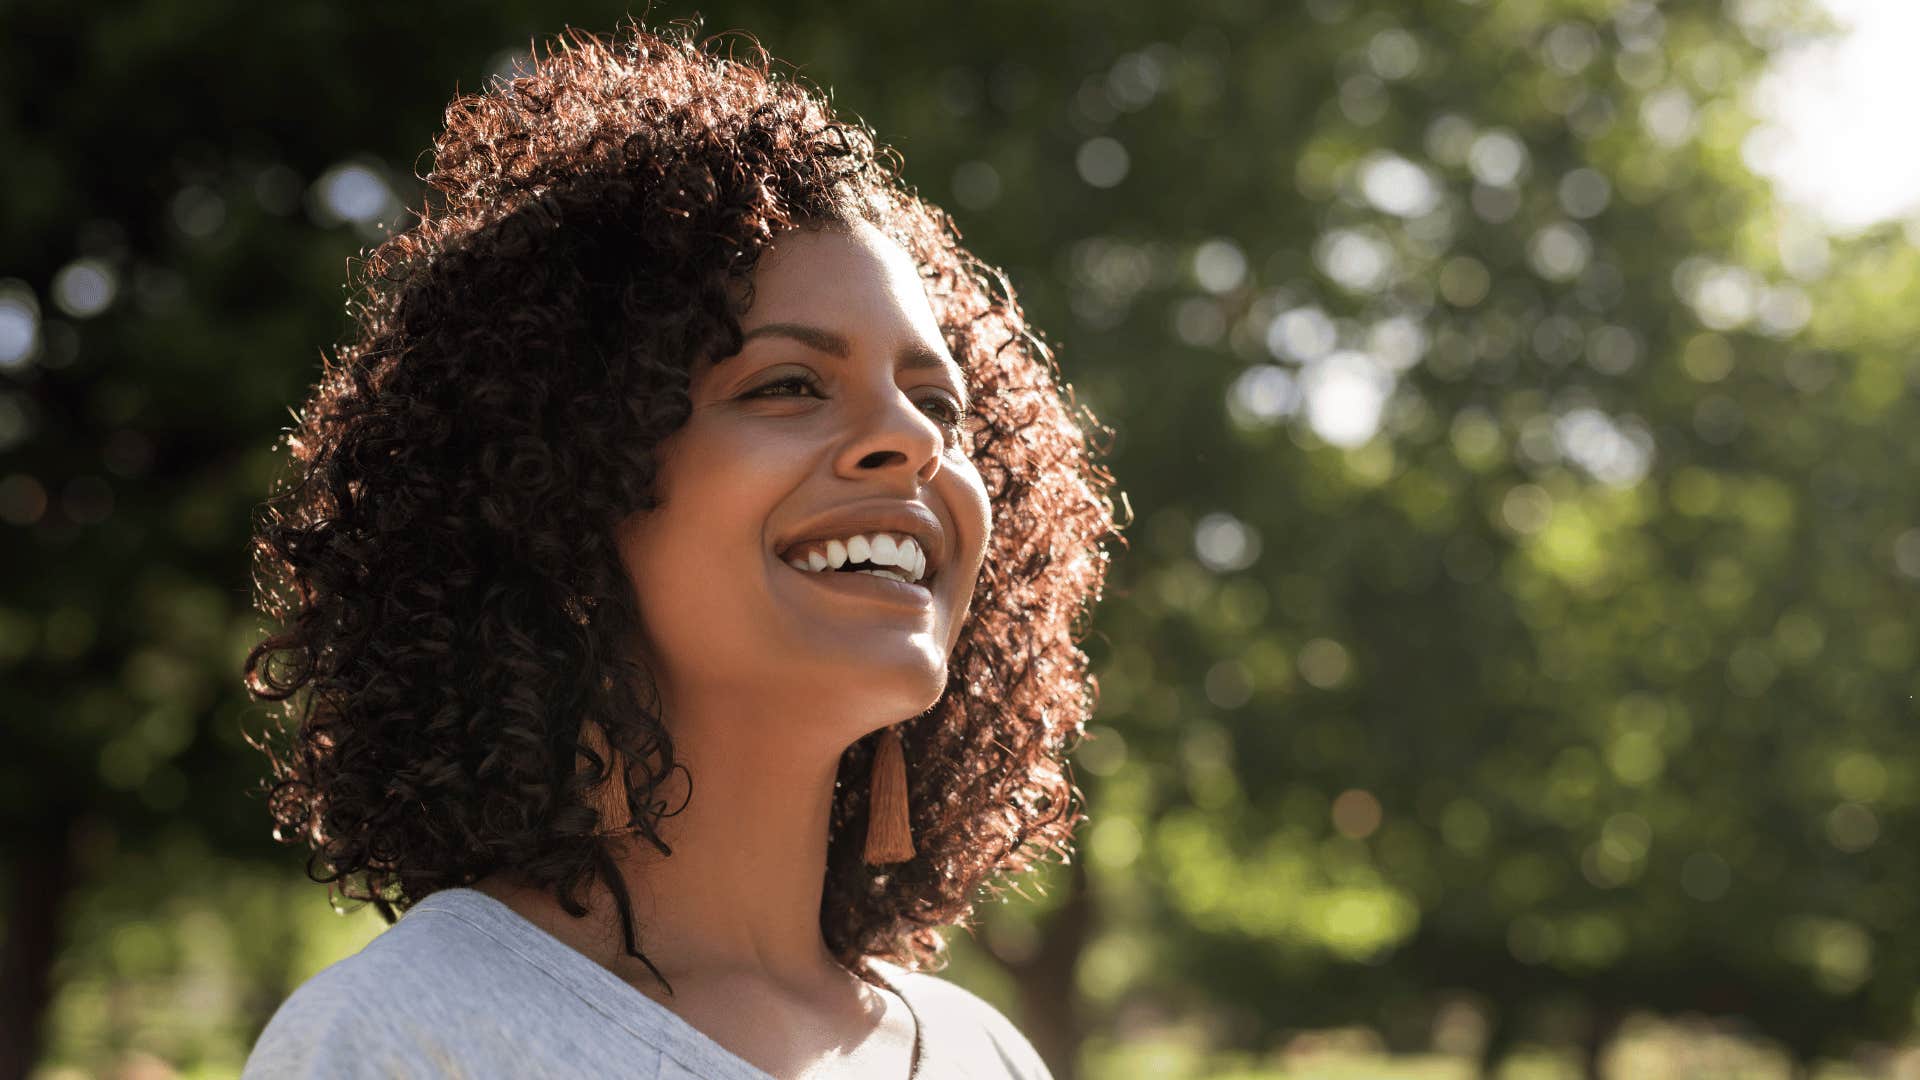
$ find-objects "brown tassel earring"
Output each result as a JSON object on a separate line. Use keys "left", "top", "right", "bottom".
{"left": 863, "top": 725, "right": 915, "bottom": 864}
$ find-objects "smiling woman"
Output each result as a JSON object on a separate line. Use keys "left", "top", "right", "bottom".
{"left": 238, "top": 15, "right": 1121, "bottom": 1080}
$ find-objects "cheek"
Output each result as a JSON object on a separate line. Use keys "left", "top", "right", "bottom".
{"left": 943, "top": 485, "right": 992, "bottom": 659}
{"left": 615, "top": 428, "right": 795, "bottom": 614}
{"left": 614, "top": 456, "right": 727, "bottom": 614}
{"left": 943, "top": 459, "right": 994, "bottom": 602}
{"left": 957, "top": 462, "right": 993, "bottom": 559}
{"left": 612, "top": 513, "right": 670, "bottom": 621}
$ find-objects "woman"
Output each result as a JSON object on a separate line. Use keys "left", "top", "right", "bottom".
{"left": 240, "top": 16, "right": 1121, "bottom": 1080}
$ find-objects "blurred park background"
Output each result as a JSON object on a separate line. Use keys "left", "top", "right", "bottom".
{"left": 5, "top": 0, "right": 1919, "bottom": 1076}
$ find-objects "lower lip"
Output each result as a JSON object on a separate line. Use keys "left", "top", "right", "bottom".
{"left": 782, "top": 561, "right": 935, "bottom": 608}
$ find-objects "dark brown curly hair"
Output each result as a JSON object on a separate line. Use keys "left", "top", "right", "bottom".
{"left": 242, "top": 17, "right": 1122, "bottom": 987}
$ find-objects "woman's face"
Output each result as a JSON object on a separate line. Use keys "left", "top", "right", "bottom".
{"left": 616, "top": 221, "right": 992, "bottom": 736}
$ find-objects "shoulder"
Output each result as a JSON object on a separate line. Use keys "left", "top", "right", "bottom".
{"left": 874, "top": 962, "right": 1054, "bottom": 1080}
{"left": 242, "top": 895, "right": 567, "bottom": 1078}
{"left": 243, "top": 944, "right": 456, "bottom": 1078}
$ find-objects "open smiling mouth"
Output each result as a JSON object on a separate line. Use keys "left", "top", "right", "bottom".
{"left": 776, "top": 532, "right": 938, "bottom": 607}
{"left": 779, "top": 557, "right": 934, "bottom": 606}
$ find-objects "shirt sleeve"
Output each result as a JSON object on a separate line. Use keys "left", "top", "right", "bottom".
{"left": 971, "top": 1004, "right": 1054, "bottom": 1080}
{"left": 885, "top": 967, "right": 1057, "bottom": 1080}
{"left": 241, "top": 965, "right": 469, "bottom": 1079}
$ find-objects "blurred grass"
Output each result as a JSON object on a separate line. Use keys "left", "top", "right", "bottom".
{"left": 34, "top": 840, "right": 386, "bottom": 1079}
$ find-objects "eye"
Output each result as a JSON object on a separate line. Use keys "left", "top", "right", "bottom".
{"left": 744, "top": 373, "right": 974, "bottom": 443}
{"left": 916, "top": 394, "right": 967, "bottom": 427}
{"left": 917, "top": 395, "right": 977, "bottom": 444}
{"left": 743, "top": 372, "right": 824, "bottom": 399}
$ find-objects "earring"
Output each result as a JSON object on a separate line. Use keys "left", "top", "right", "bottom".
{"left": 863, "top": 725, "right": 914, "bottom": 864}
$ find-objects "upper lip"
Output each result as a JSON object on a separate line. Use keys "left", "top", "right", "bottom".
{"left": 776, "top": 502, "right": 946, "bottom": 582}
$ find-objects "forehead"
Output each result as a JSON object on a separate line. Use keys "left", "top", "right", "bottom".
{"left": 743, "top": 221, "right": 943, "bottom": 337}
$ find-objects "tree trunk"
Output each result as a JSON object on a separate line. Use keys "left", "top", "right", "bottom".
{"left": 0, "top": 813, "right": 77, "bottom": 1080}
{"left": 1477, "top": 1003, "right": 1516, "bottom": 1080}
{"left": 1581, "top": 1005, "right": 1623, "bottom": 1080}
{"left": 1009, "top": 855, "right": 1093, "bottom": 1080}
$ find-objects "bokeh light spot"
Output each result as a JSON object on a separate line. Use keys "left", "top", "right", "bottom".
{"left": 1529, "top": 222, "right": 1592, "bottom": 282}
{"left": 1266, "top": 305, "right": 1338, "bottom": 362}
{"left": 1076, "top": 137, "right": 1130, "bottom": 188}
{"left": 170, "top": 185, "right": 227, "bottom": 238}
{"left": 315, "top": 162, "right": 397, "bottom": 225}
{"left": 1302, "top": 352, "right": 1391, "bottom": 448}
{"left": 1832, "top": 752, "right": 1887, "bottom": 802}
{"left": 951, "top": 160, "right": 1002, "bottom": 210}
{"left": 1192, "top": 238, "right": 1247, "bottom": 294}
{"left": 52, "top": 259, "right": 117, "bottom": 319}
{"left": 1359, "top": 152, "right": 1440, "bottom": 218}
{"left": 1226, "top": 364, "right": 1300, "bottom": 431}
{"left": 1331, "top": 789, "right": 1383, "bottom": 839}
{"left": 1298, "top": 638, "right": 1353, "bottom": 689}
{"left": 1500, "top": 484, "right": 1553, "bottom": 535}
{"left": 0, "top": 281, "right": 41, "bottom": 369}
{"left": 0, "top": 474, "right": 48, "bottom": 525}
{"left": 1892, "top": 528, "right": 1920, "bottom": 580}
{"left": 1468, "top": 129, "right": 1528, "bottom": 188}
{"left": 1558, "top": 167, "right": 1613, "bottom": 219}
{"left": 1315, "top": 229, "right": 1394, "bottom": 293}
{"left": 1827, "top": 803, "right": 1879, "bottom": 853}
{"left": 1367, "top": 28, "right": 1422, "bottom": 81}
{"left": 1193, "top": 511, "right": 1261, "bottom": 573}
{"left": 1681, "top": 333, "right": 1735, "bottom": 382}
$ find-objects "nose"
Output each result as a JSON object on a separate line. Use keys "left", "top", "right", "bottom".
{"left": 836, "top": 380, "right": 945, "bottom": 487}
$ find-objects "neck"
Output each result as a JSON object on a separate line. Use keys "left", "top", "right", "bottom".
{"left": 482, "top": 682, "right": 871, "bottom": 998}
{"left": 626, "top": 700, "right": 847, "bottom": 982}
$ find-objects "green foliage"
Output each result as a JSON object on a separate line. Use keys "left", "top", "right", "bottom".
{"left": 4, "top": 0, "right": 1916, "bottom": 1074}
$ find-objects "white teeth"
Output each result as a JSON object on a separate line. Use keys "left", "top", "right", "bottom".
{"left": 858, "top": 568, "right": 915, "bottom": 584}
{"left": 785, "top": 532, "right": 930, "bottom": 582}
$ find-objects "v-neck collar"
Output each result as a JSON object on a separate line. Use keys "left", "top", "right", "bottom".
{"left": 411, "top": 888, "right": 924, "bottom": 1080}
{"left": 873, "top": 961, "right": 927, "bottom": 1080}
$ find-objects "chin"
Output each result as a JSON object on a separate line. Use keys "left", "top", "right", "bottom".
{"left": 813, "top": 649, "right": 949, "bottom": 720}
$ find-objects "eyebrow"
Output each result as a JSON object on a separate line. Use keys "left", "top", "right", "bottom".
{"left": 737, "top": 322, "right": 970, "bottom": 406}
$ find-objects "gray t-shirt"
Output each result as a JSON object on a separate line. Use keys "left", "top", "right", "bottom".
{"left": 243, "top": 888, "right": 1053, "bottom": 1080}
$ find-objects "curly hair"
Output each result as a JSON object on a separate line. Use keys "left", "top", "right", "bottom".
{"left": 242, "top": 17, "right": 1122, "bottom": 986}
